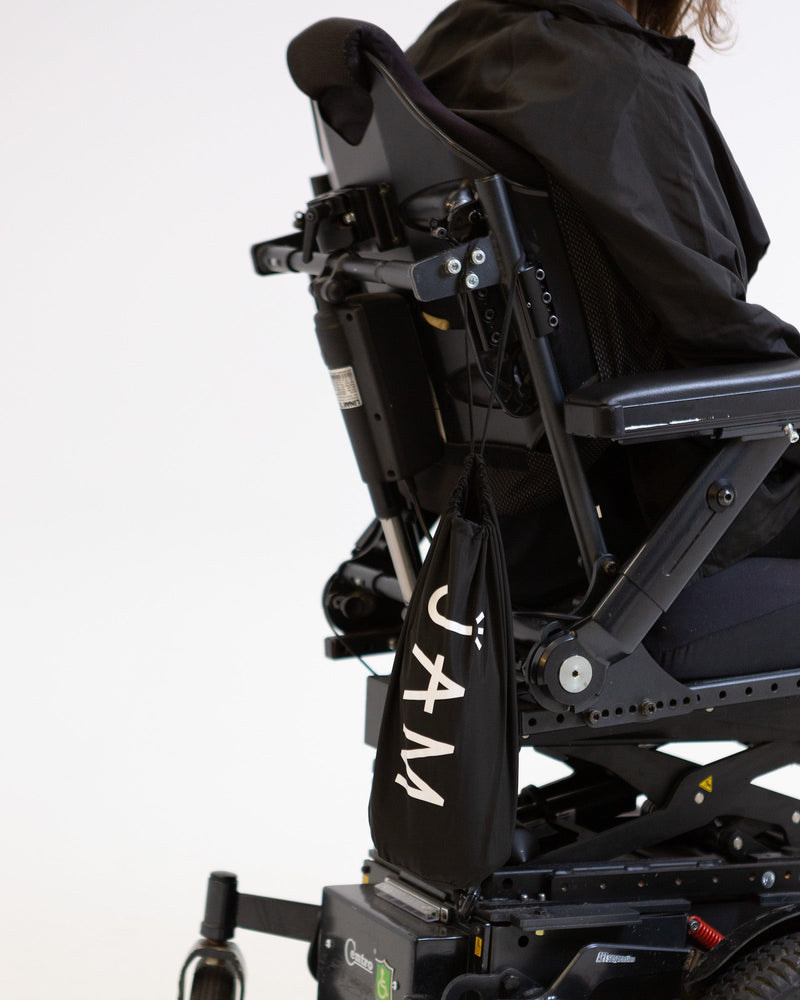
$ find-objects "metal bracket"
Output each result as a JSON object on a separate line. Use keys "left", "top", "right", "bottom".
{"left": 409, "top": 236, "right": 500, "bottom": 302}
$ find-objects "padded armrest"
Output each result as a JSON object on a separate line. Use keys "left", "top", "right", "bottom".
{"left": 564, "top": 359, "right": 800, "bottom": 442}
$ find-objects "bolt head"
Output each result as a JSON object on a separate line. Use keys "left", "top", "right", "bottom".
{"left": 559, "top": 654, "right": 593, "bottom": 694}
{"left": 471, "top": 248, "right": 486, "bottom": 265}
{"left": 444, "top": 257, "right": 462, "bottom": 275}
{"left": 465, "top": 272, "right": 480, "bottom": 289}
{"left": 717, "top": 487, "right": 735, "bottom": 506}
{"left": 793, "top": 812, "right": 800, "bottom": 825}
{"left": 762, "top": 870, "right": 776, "bottom": 889}
{"left": 694, "top": 792, "right": 705, "bottom": 805}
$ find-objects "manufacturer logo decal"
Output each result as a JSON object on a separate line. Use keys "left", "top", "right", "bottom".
{"left": 345, "top": 938, "right": 373, "bottom": 973}
{"left": 375, "top": 959, "right": 394, "bottom": 1000}
{"left": 344, "top": 940, "right": 395, "bottom": 996}
{"left": 596, "top": 951, "right": 636, "bottom": 964}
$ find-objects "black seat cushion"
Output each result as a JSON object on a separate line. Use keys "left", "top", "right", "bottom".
{"left": 644, "top": 557, "right": 800, "bottom": 681}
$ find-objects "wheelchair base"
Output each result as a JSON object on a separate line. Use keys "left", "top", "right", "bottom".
{"left": 180, "top": 851, "right": 800, "bottom": 1000}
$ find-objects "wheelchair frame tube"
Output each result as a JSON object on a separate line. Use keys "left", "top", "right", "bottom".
{"left": 586, "top": 433, "right": 790, "bottom": 656}
{"left": 475, "top": 174, "right": 608, "bottom": 580}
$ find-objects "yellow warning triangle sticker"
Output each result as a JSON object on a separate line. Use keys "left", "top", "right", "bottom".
{"left": 699, "top": 776, "right": 713, "bottom": 793}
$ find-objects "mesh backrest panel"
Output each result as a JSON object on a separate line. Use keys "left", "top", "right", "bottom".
{"left": 486, "top": 440, "right": 608, "bottom": 517}
{"left": 550, "top": 180, "right": 667, "bottom": 379}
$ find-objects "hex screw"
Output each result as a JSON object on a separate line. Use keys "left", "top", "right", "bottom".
{"left": 342, "top": 211, "right": 357, "bottom": 225}
{"left": 471, "top": 248, "right": 486, "bottom": 265}
{"left": 762, "top": 870, "right": 776, "bottom": 889}
{"left": 695, "top": 792, "right": 705, "bottom": 805}
{"left": 444, "top": 257, "right": 462, "bottom": 275}
{"left": 716, "top": 486, "right": 735, "bottom": 507}
{"left": 465, "top": 272, "right": 480, "bottom": 289}
{"left": 785, "top": 423, "right": 800, "bottom": 444}
{"left": 639, "top": 699, "right": 657, "bottom": 718}
{"left": 708, "top": 481, "right": 736, "bottom": 510}
{"left": 793, "top": 812, "right": 800, "bottom": 825}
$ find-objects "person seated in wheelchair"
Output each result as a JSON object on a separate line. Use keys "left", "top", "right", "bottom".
{"left": 405, "top": 0, "right": 800, "bottom": 634}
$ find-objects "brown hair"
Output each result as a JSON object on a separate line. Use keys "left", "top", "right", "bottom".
{"left": 636, "top": 0, "right": 730, "bottom": 46}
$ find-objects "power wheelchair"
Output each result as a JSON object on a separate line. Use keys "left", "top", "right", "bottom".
{"left": 179, "top": 18, "right": 800, "bottom": 1000}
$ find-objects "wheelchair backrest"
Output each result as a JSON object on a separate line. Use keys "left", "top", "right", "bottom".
{"left": 286, "top": 18, "right": 601, "bottom": 527}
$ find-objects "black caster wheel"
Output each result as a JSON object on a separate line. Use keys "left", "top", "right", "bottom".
{"left": 695, "top": 931, "right": 800, "bottom": 1000}
{"left": 178, "top": 940, "right": 245, "bottom": 1000}
{"left": 189, "top": 962, "right": 238, "bottom": 1000}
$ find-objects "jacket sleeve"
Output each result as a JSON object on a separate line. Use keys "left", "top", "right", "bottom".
{"left": 557, "top": 65, "right": 800, "bottom": 367}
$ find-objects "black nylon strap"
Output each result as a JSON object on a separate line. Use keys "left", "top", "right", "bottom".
{"left": 236, "top": 892, "right": 321, "bottom": 942}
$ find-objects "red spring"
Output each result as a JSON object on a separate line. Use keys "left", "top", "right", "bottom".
{"left": 687, "top": 915, "right": 725, "bottom": 950}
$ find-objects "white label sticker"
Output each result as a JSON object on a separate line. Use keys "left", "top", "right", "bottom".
{"left": 329, "top": 366, "right": 363, "bottom": 409}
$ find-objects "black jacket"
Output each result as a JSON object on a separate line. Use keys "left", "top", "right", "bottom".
{"left": 407, "top": 0, "right": 800, "bottom": 594}
{"left": 407, "top": 0, "right": 799, "bottom": 368}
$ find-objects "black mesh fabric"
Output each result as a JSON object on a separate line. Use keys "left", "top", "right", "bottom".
{"left": 414, "top": 437, "right": 608, "bottom": 520}
{"left": 550, "top": 179, "right": 667, "bottom": 379}
{"left": 485, "top": 441, "right": 608, "bottom": 517}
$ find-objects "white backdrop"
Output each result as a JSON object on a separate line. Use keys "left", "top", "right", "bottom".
{"left": 1, "top": 2, "right": 798, "bottom": 998}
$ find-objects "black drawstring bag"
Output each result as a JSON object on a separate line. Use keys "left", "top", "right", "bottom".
{"left": 368, "top": 452, "right": 518, "bottom": 888}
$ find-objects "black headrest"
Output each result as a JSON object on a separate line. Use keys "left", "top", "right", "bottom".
{"left": 286, "top": 18, "right": 542, "bottom": 183}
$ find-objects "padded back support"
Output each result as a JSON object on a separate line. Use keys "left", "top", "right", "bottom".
{"left": 288, "top": 19, "right": 603, "bottom": 520}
